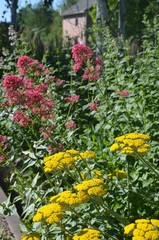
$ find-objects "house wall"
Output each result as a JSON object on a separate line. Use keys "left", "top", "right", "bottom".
{"left": 63, "top": 15, "right": 87, "bottom": 46}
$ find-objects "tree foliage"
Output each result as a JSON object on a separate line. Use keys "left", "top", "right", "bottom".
{"left": 18, "top": 1, "right": 62, "bottom": 59}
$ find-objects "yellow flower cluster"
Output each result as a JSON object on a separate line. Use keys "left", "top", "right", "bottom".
{"left": 43, "top": 149, "right": 96, "bottom": 172}
{"left": 72, "top": 228, "right": 101, "bottom": 240}
{"left": 107, "top": 169, "right": 127, "bottom": 180}
{"left": 50, "top": 190, "right": 88, "bottom": 207}
{"left": 44, "top": 151, "right": 79, "bottom": 172}
{"left": 124, "top": 219, "right": 159, "bottom": 240}
{"left": 21, "top": 232, "right": 40, "bottom": 240}
{"left": 110, "top": 133, "right": 150, "bottom": 155}
{"left": 33, "top": 203, "right": 64, "bottom": 224}
{"left": 79, "top": 151, "right": 96, "bottom": 159}
{"left": 74, "top": 178, "right": 107, "bottom": 199}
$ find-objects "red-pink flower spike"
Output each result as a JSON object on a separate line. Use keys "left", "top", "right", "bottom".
{"left": 65, "top": 121, "right": 77, "bottom": 129}
{"left": 64, "top": 95, "right": 80, "bottom": 103}
{"left": 89, "top": 101, "right": 98, "bottom": 112}
{"left": 72, "top": 44, "right": 93, "bottom": 63}
{"left": 17, "top": 55, "right": 50, "bottom": 76}
{"left": 117, "top": 90, "right": 129, "bottom": 97}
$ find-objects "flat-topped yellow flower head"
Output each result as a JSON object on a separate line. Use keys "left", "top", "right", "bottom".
{"left": 73, "top": 228, "right": 101, "bottom": 240}
{"left": 124, "top": 219, "right": 159, "bottom": 240}
{"left": 110, "top": 133, "right": 150, "bottom": 155}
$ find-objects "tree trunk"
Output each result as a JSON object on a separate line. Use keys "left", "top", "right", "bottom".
{"left": 11, "top": 0, "right": 18, "bottom": 30}
{"left": 96, "top": 0, "right": 108, "bottom": 54}
{"left": 118, "top": 0, "right": 126, "bottom": 38}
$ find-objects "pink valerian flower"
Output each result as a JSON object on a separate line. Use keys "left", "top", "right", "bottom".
{"left": 72, "top": 44, "right": 103, "bottom": 79}
{"left": 55, "top": 79, "right": 65, "bottom": 86}
{"left": 0, "top": 155, "right": 6, "bottom": 162}
{"left": 23, "top": 78, "right": 34, "bottom": 89}
{"left": 35, "top": 83, "right": 48, "bottom": 92}
{"left": 65, "top": 120, "right": 76, "bottom": 129}
{"left": 13, "top": 110, "right": 33, "bottom": 127}
{"left": 117, "top": 90, "right": 129, "bottom": 97}
{"left": 42, "top": 130, "right": 51, "bottom": 139}
{"left": 1, "top": 101, "right": 10, "bottom": 109}
{"left": 64, "top": 95, "right": 80, "bottom": 103}
{"left": 45, "top": 76, "right": 56, "bottom": 84}
{"left": 89, "top": 101, "right": 98, "bottom": 112}
{"left": 93, "top": 56, "right": 104, "bottom": 65}
{"left": 25, "top": 89, "right": 43, "bottom": 103}
{"left": 24, "top": 83, "right": 48, "bottom": 108}
{"left": 39, "top": 125, "right": 55, "bottom": 139}
{"left": 3, "top": 75, "right": 24, "bottom": 90}
{"left": 72, "top": 44, "right": 93, "bottom": 63}
{"left": 17, "top": 56, "right": 51, "bottom": 76}
{"left": 0, "top": 134, "right": 8, "bottom": 149}
{"left": 5, "top": 90, "right": 26, "bottom": 105}
{"left": 82, "top": 66, "right": 100, "bottom": 81}
{"left": 48, "top": 142, "right": 63, "bottom": 154}
{"left": 0, "top": 134, "right": 9, "bottom": 162}
{"left": 30, "top": 98, "right": 54, "bottom": 119}
{"left": 73, "top": 61, "right": 83, "bottom": 72}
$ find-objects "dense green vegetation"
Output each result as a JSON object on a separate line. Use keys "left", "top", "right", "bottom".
{"left": 0, "top": 1, "right": 159, "bottom": 239}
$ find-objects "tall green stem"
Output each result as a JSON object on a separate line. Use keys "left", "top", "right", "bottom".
{"left": 135, "top": 152, "right": 159, "bottom": 175}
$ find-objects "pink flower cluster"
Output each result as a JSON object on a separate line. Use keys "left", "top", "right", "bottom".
{"left": 13, "top": 110, "right": 33, "bottom": 127}
{"left": 2, "top": 56, "right": 55, "bottom": 127}
{"left": 17, "top": 56, "right": 50, "bottom": 76}
{"left": 3, "top": 75, "right": 23, "bottom": 91}
{"left": 64, "top": 95, "right": 80, "bottom": 103}
{"left": 47, "top": 142, "right": 63, "bottom": 154}
{"left": 72, "top": 44, "right": 103, "bottom": 81}
{"left": 0, "top": 134, "right": 8, "bottom": 162}
{"left": 72, "top": 44, "right": 93, "bottom": 64}
{"left": 0, "top": 135, "right": 8, "bottom": 149}
{"left": 3, "top": 75, "right": 54, "bottom": 121}
{"left": 117, "top": 90, "right": 129, "bottom": 97}
{"left": 65, "top": 120, "right": 76, "bottom": 129}
{"left": 89, "top": 101, "right": 98, "bottom": 112}
{"left": 39, "top": 125, "right": 55, "bottom": 139}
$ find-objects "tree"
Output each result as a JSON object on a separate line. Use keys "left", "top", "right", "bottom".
{"left": 5, "top": 0, "right": 18, "bottom": 29}
{"left": 57, "top": 0, "right": 77, "bottom": 12}
{"left": 3, "top": 0, "right": 55, "bottom": 30}
{"left": 19, "top": 2, "right": 62, "bottom": 59}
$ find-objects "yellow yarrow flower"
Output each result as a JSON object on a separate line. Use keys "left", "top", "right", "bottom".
{"left": 124, "top": 223, "right": 136, "bottom": 235}
{"left": 124, "top": 219, "right": 159, "bottom": 240}
{"left": 50, "top": 190, "right": 87, "bottom": 206}
{"left": 93, "top": 169, "right": 103, "bottom": 178}
{"left": 33, "top": 203, "right": 64, "bottom": 224}
{"left": 133, "top": 229, "right": 145, "bottom": 236}
{"left": 110, "top": 132, "right": 150, "bottom": 155}
{"left": 74, "top": 178, "right": 107, "bottom": 198}
{"left": 43, "top": 150, "right": 96, "bottom": 172}
{"left": 43, "top": 151, "right": 77, "bottom": 172}
{"left": 72, "top": 228, "right": 101, "bottom": 240}
{"left": 115, "top": 169, "right": 127, "bottom": 179}
{"left": 21, "top": 233, "right": 40, "bottom": 240}
{"left": 132, "top": 237, "right": 146, "bottom": 240}
{"left": 66, "top": 149, "right": 80, "bottom": 156}
{"left": 110, "top": 143, "right": 119, "bottom": 152}
{"left": 107, "top": 170, "right": 126, "bottom": 180}
{"left": 151, "top": 219, "right": 159, "bottom": 228}
{"left": 145, "top": 230, "right": 159, "bottom": 239}
{"left": 135, "top": 219, "right": 151, "bottom": 224}
{"left": 79, "top": 151, "right": 96, "bottom": 159}
{"left": 107, "top": 173, "right": 115, "bottom": 180}
{"left": 137, "top": 223, "right": 155, "bottom": 231}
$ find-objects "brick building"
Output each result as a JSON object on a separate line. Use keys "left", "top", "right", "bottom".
{"left": 62, "top": 0, "right": 96, "bottom": 46}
